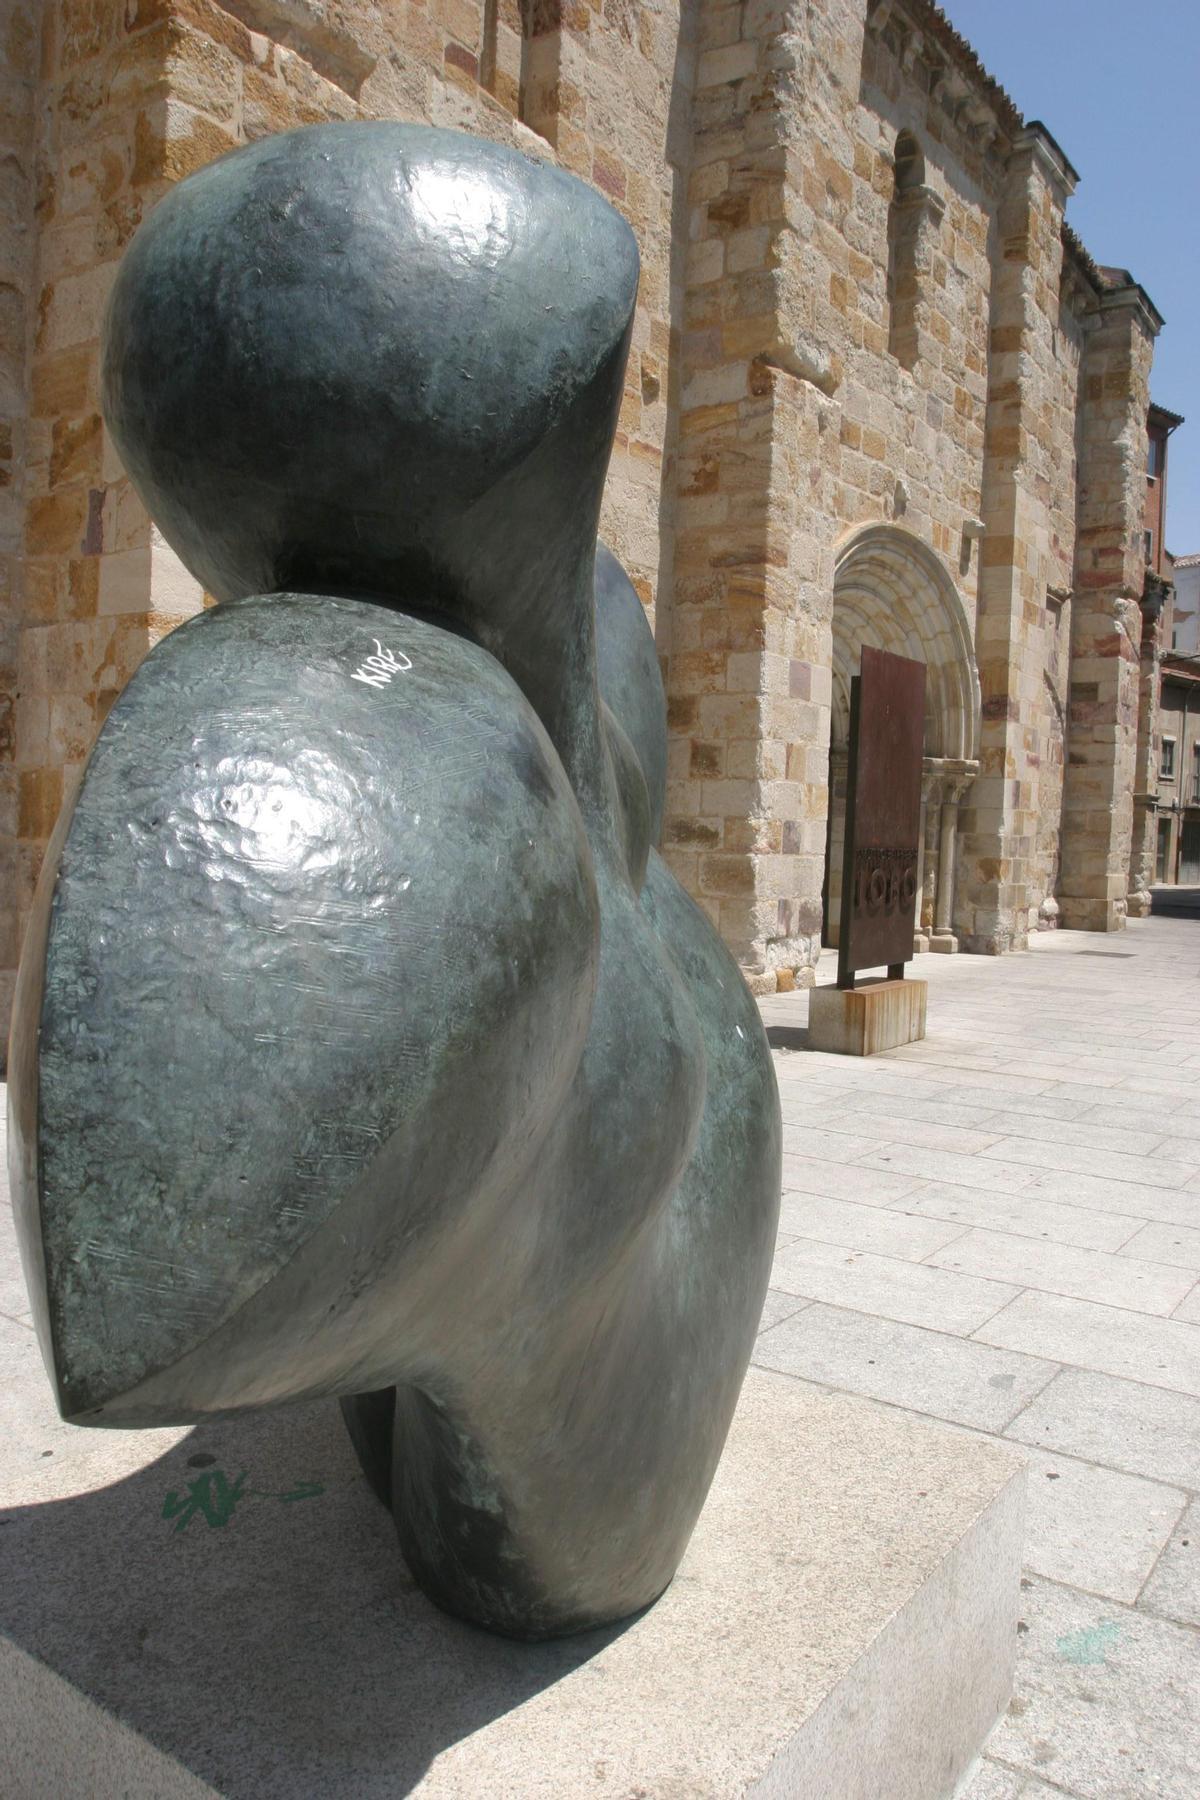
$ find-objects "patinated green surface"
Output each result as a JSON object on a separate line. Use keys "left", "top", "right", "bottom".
{"left": 9, "top": 123, "right": 781, "bottom": 1639}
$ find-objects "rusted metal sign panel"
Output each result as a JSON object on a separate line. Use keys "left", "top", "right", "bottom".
{"left": 837, "top": 645, "right": 926, "bottom": 989}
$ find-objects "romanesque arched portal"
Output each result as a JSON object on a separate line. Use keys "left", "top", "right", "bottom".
{"left": 824, "top": 525, "right": 981, "bottom": 951}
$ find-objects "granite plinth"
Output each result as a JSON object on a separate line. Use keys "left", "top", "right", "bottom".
{"left": 1, "top": 1257, "right": 1023, "bottom": 1799}
{"left": 808, "top": 976, "right": 928, "bottom": 1056}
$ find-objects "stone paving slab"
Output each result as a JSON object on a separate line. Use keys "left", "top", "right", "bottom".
{"left": 980, "top": 1575, "right": 1200, "bottom": 1799}
{"left": 858, "top": 1141, "right": 1043, "bottom": 1192}
{"left": 893, "top": 1182, "right": 1143, "bottom": 1253}
{"left": 1019, "top": 1448, "right": 1184, "bottom": 1604}
{"left": 756, "top": 916, "right": 1200, "bottom": 1799}
{"left": 980, "top": 1137, "right": 1198, "bottom": 1191}
{"left": 1119, "top": 1220, "right": 1200, "bottom": 1270}
{"left": 975, "top": 1109, "right": 1172, "bottom": 1159}
{"left": 975, "top": 1290, "right": 1200, "bottom": 1395}
{"left": 770, "top": 1238, "right": 1022, "bottom": 1334}
{"left": 1140, "top": 1497, "right": 1200, "bottom": 1628}
{"left": 772, "top": 1193, "right": 968, "bottom": 1260}
{"left": 928, "top": 1228, "right": 1197, "bottom": 1316}
{"left": 1019, "top": 1170, "right": 1200, "bottom": 1230}
{"left": 1006, "top": 1369, "right": 1200, "bottom": 1491}
{"left": 754, "top": 1304, "right": 1059, "bottom": 1431}
{"left": 778, "top": 1153, "right": 926, "bottom": 1206}
{"left": 817, "top": 1107, "right": 1006, "bottom": 1154}
{"left": 1170, "top": 1285, "right": 1200, "bottom": 1324}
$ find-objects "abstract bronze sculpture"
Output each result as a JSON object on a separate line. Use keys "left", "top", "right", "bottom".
{"left": 8, "top": 124, "right": 781, "bottom": 1639}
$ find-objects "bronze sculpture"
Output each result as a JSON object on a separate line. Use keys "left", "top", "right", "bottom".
{"left": 9, "top": 123, "right": 781, "bottom": 1639}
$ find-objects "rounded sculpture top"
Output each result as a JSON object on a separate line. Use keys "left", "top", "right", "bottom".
{"left": 101, "top": 123, "right": 640, "bottom": 607}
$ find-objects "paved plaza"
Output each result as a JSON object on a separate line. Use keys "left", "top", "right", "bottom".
{"left": 3, "top": 916, "right": 1200, "bottom": 1795}
{"left": 757, "top": 914, "right": 1200, "bottom": 1798}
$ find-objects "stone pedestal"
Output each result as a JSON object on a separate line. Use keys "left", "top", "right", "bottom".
{"left": 808, "top": 976, "right": 927, "bottom": 1056}
{"left": 0, "top": 1244, "right": 1022, "bottom": 1799}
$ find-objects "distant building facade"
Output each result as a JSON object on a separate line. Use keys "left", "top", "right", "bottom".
{"left": 1156, "top": 524, "right": 1200, "bottom": 887}
{"left": 1144, "top": 405, "right": 1182, "bottom": 578}
{"left": 1169, "top": 555, "right": 1200, "bottom": 657}
{"left": 1156, "top": 657, "right": 1200, "bottom": 885}
{"left": 1128, "top": 403, "right": 1184, "bottom": 911}
{"left": 0, "top": 0, "right": 1173, "bottom": 1035}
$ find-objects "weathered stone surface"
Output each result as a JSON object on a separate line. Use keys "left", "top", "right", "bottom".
{"left": 808, "top": 975, "right": 927, "bottom": 1056}
{"left": 0, "top": 0, "right": 1165, "bottom": 1029}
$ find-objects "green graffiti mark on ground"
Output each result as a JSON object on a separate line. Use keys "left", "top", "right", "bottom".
{"left": 162, "top": 1469, "right": 324, "bottom": 1533}
{"left": 1055, "top": 1620, "right": 1121, "bottom": 1666}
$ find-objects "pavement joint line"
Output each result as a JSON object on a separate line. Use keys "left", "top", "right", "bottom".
{"left": 974, "top": 1752, "right": 1088, "bottom": 1800}
{"left": 1131, "top": 1492, "right": 1195, "bottom": 1609}
{"left": 1168, "top": 1276, "right": 1200, "bottom": 1319}
{"left": 784, "top": 1236, "right": 1200, "bottom": 1323}
{"left": 963, "top": 1284, "right": 1035, "bottom": 1337}
{"left": 971, "top": 1283, "right": 1200, "bottom": 1333}
{"left": 919, "top": 1232, "right": 1200, "bottom": 1283}
{"left": 994, "top": 1363, "right": 1063, "bottom": 1435}
{"left": 752, "top": 1294, "right": 1040, "bottom": 1357}
{"left": 1022, "top": 1567, "right": 1200, "bottom": 1636}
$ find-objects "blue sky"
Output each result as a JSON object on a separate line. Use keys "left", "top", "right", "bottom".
{"left": 942, "top": 0, "right": 1200, "bottom": 552}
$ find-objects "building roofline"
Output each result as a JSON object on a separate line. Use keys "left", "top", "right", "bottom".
{"left": 868, "top": 0, "right": 1023, "bottom": 134}
{"left": 870, "top": 2, "right": 1161, "bottom": 332}
{"left": 1021, "top": 119, "right": 1080, "bottom": 188}
{"left": 1061, "top": 221, "right": 1104, "bottom": 293}
{"left": 1149, "top": 402, "right": 1185, "bottom": 431}
{"left": 1097, "top": 275, "right": 1165, "bottom": 336}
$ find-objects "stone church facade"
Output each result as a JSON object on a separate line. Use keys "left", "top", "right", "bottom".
{"left": 0, "top": 0, "right": 1167, "bottom": 1031}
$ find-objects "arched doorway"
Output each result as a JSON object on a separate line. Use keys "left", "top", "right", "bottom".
{"left": 823, "top": 525, "right": 981, "bottom": 952}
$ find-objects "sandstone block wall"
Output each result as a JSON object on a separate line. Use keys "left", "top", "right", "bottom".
{"left": 1058, "top": 281, "right": 1159, "bottom": 932}
{"left": 957, "top": 129, "right": 1084, "bottom": 953}
{"left": 0, "top": 0, "right": 41, "bottom": 1035}
{"left": 1, "top": 0, "right": 694, "bottom": 1045}
{"left": 0, "top": 0, "right": 1165, "bottom": 1032}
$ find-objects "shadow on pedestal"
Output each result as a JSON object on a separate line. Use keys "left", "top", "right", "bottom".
{"left": 0, "top": 1389, "right": 630, "bottom": 1798}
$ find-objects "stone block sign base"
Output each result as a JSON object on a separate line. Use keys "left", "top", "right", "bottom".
{"left": 808, "top": 976, "right": 928, "bottom": 1056}
{"left": 1, "top": 1272, "right": 1023, "bottom": 1799}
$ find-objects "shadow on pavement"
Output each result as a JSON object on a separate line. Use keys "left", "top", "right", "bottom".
{"left": 1150, "top": 885, "right": 1200, "bottom": 918}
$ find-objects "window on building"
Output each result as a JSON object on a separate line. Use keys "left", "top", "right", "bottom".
{"left": 479, "top": 1, "right": 561, "bottom": 143}
{"left": 1147, "top": 434, "right": 1163, "bottom": 479}
{"left": 1144, "top": 529, "right": 1155, "bottom": 566}
{"left": 1157, "top": 816, "right": 1172, "bottom": 883}
{"left": 518, "top": 0, "right": 561, "bottom": 144}
{"left": 1193, "top": 741, "right": 1200, "bottom": 805}
{"left": 887, "top": 132, "right": 925, "bottom": 372}
{"left": 1161, "top": 736, "right": 1176, "bottom": 780}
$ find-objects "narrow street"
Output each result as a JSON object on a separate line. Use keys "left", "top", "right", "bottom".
{"left": 756, "top": 916, "right": 1200, "bottom": 1798}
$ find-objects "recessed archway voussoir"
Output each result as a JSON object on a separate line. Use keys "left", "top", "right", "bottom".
{"left": 830, "top": 525, "right": 980, "bottom": 763}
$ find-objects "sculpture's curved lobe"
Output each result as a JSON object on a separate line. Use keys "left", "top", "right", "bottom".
{"left": 8, "top": 123, "right": 781, "bottom": 1640}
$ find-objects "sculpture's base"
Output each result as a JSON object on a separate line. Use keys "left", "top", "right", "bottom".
{"left": 808, "top": 976, "right": 928, "bottom": 1056}
{"left": 1, "top": 1283, "right": 1023, "bottom": 1798}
